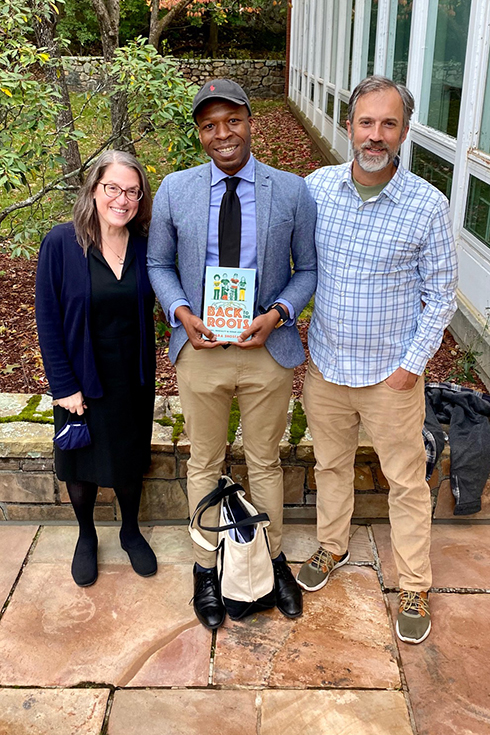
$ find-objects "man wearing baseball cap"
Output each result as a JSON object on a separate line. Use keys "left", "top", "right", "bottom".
{"left": 148, "top": 79, "right": 317, "bottom": 629}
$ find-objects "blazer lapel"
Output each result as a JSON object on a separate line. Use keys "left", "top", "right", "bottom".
{"left": 255, "top": 162, "right": 272, "bottom": 291}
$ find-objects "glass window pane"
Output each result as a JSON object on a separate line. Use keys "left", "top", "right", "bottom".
{"left": 366, "top": 1, "right": 378, "bottom": 77}
{"left": 410, "top": 144, "right": 453, "bottom": 201}
{"left": 339, "top": 100, "right": 349, "bottom": 130}
{"left": 393, "top": 1, "right": 412, "bottom": 86}
{"left": 326, "top": 92, "right": 335, "bottom": 118}
{"left": 320, "top": 1, "right": 328, "bottom": 78}
{"left": 420, "top": 0, "right": 471, "bottom": 137}
{"left": 342, "top": 0, "right": 355, "bottom": 90}
{"left": 465, "top": 176, "right": 490, "bottom": 249}
{"left": 479, "top": 56, "right": 490, "bottom": 154}
{"left": 329, "top": 0, "right": 339, "bottom": 84}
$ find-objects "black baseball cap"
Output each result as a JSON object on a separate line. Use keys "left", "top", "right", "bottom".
{"left": 192, "top": 79, "right": 252, "bottom": 120}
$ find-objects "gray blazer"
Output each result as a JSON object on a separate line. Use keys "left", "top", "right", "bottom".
{"left": 148, "top": 159, "right": 317, "bottom": 368}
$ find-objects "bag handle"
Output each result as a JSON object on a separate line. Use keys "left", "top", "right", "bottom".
{"left": 189, "top": 477, "right": 270, "bottom": 551}
{"left": 66, "top": 412, "right": 87, "bottom": 424}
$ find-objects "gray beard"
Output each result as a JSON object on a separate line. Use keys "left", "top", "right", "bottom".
{"left": 356, "top": 148, "right": 391, "bottom": 172}
{"left": 353, "top": 141, "right": 399, "bottom": 173}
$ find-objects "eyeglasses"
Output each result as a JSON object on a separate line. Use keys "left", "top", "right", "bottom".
{"left": 98, "top": 182, "right": 143, "bottom": 202}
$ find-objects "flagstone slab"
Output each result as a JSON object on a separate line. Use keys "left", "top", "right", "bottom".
{"left": 260, "top": 690, "right": 413, "bottom": 735}
{"left": 0, "top": 421, "right": 53, "bottom": 458}
{"left": 0, "top": 393, "right": 30, "bottom": 417}
{"left": 374, "top": 524, "right": 490, "bottom": 590}
{"left": 32, "top": 525, "right": 194, "bottom": 566}
{"left": 0, "top": 562, "right": 210, "bottom": 687}
{"left": 388, "top": 592, "right": 490, "bottom": 735}
{"left": 0, "top": 525, "right": 37, "bottom": 607}
{"left": 149, "top": 525, "right": 193, "bottom": 563}
{"left": 108, "top": 689, "right": 258, "bottom": 735}
{"left": 0, "top": 688, "right": 109, "bottom": 735}
{"left": 126, "top": 623, "right": 211, "bottom": 686}
{"left": 30, "top": 525, "right": 155, "bottom": 565}
{"left": 214, "top": 565, "right": 399, "bottom": 688}
{"left": 282, "top": 524, "right": 374, "bottom": 564}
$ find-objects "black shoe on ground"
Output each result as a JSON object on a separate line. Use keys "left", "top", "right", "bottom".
{"left": 192, "top": 564, "right": 226, "bottom": 630}
{"left": 71, "top": 537, "right": 98, "bottom": 587}
{"left": 120, "top": 532, "right": 157, "bottom": 577}
{"left": 273, "top": 554, "right": 303, "bottom": 618}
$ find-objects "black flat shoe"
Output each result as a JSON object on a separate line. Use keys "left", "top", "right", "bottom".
{"left": 192, "top": 564, "right": 226, "bottom": 630}
{"left": 273, "top": 555, "right": 303, "bottom": 618}
{"left": 71, "top": 538, "right": 98, "bottom": 587}
{"left": 120, "top": 532, "right": 157, "bottom": 577}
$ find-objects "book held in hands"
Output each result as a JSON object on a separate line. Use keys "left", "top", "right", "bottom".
{"left": 203, "top": 266, "right": 256, "bottom": 342}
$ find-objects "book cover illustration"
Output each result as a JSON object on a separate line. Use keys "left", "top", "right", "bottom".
{"left": 203, "top": 266, "right": 256, "bottom": 342}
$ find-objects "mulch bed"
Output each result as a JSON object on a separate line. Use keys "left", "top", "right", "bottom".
{"left": 0, "top": 102, "right": 487, "bottom": 396}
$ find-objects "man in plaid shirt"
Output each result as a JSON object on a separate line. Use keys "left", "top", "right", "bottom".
{"left": 297, "top": 76, "right": 458, "bottom": 644}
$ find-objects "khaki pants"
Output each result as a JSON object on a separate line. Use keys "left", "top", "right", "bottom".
{"left": 176, "top": 342, "right": 294, "bottom": 566}
{"left": 303, "top": 360, "right": 432, "bottom": 592}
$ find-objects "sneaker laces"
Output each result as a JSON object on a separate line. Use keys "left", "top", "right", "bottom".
{"left": 399, "top": 590, "right": 429, "bottom": 617}
{"left": 309, "top": 547, "right": 336, "bottom": 572}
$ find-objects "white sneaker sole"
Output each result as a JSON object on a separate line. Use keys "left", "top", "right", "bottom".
{"left": 296, "top": 551, "right": 350, "bottom": 592}
{"left": 396, "top": 619, "right": 431, "bottom": 644}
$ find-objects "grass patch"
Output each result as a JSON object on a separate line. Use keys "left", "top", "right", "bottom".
{"left": 289, "top": 399, "right": 307, "bottom": 445}
{"left": 227, "top": 396, "right": 241, "bottom": 444}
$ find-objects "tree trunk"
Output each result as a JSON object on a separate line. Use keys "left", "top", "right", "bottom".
{"left": 206, "top": 16, "right": 219, "bottom": 59}
{"left": 31, "top": 2, "right": 83, "bottom": 187}
{"left": 149, "top": 0, "right": 195, "bottom": 51}
{"left": 90, "top": 0, "right": 135, "bottom": 154}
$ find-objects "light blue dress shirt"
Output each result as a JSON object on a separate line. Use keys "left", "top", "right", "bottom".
{"left": 169, "top": 154, "right": 294, "bottom": 327}
{"left": 305, "top": 159, "right": 458, "bottom": 387}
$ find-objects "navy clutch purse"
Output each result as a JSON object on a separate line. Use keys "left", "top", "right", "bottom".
{"left": 53, "top": 413, "right": 91, "bottom": 450}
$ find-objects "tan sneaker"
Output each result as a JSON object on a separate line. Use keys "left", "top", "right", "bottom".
{"left": 296, "top": 546, "right": 350, "bottom": 591}
{"left": 396, "top": 590, "right": 431, "bottom": 644}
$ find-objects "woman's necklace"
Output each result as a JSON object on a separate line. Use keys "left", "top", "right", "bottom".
{"left": 102, "top": 236, "right": 127, "bottom": 265}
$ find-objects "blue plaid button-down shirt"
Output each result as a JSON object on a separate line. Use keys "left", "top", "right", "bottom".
{"left": 305, "top": 160, "right": 458, "bottom": 387}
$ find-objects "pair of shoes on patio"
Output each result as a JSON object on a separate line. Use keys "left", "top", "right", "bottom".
{"left": 71, "top": 531, "right": 157, "bottom": 586}
{"left": 192, "top": 554, "right": 303, "bottom": 630}
{"left": 297, "top": 546, "right": 431, "bottom": 645}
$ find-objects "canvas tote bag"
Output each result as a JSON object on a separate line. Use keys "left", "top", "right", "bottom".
{"left": 189, "top": 476, "right": 275, "bottom": 620}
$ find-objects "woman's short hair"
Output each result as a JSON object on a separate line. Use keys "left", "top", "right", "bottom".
{"left": 73, "top": 150, "right": 152, "bottom": 254}
{"left": 347, "top": 75, "right": 415, "bottom": 130}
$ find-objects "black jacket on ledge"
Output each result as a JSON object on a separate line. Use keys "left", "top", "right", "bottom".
{"left": 424, "top": 382, "right": 490, "bottom": 515}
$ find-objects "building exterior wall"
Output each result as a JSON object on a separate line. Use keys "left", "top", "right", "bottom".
{"left": 289, "top": 0, "right": 490, "bottom": 386}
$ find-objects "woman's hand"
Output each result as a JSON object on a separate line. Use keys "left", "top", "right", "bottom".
{"left": 57, "top": 391, "right": 87, "bottom": 415}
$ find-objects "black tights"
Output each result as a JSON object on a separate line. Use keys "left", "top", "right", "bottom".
{"left": 66, "top": 480, "right": 144, "bottom": 547}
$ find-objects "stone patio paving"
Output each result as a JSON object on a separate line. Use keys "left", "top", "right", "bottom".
{"left": 0, "top": 522, "right": 489, "bottom": 734}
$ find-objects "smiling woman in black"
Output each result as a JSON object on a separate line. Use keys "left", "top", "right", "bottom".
{"left": 36, "top": 150, "right": 157, "bottom": 587}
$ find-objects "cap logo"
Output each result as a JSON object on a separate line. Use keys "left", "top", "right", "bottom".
{"left": 210, "top": 85, "right": 215, "bottom": 91}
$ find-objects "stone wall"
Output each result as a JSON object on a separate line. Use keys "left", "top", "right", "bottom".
{"left": 62, "top": 57, "right": 286, "bottom": 98}
{"left": 2, "top": 392, "right": 481, "bottom": 524}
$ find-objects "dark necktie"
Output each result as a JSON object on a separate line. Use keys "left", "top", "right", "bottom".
{"left": 218, "top": 177, "right": 241, "bottom": 267}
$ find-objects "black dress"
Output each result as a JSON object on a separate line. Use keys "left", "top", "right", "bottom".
{"left": 54, "top": 242, "right": 155, "bottom": 487}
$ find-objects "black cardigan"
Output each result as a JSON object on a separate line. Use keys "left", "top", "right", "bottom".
{"left": 36, "top": 222, "right": 155, "bottom": 400}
